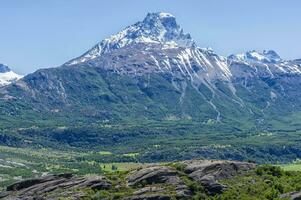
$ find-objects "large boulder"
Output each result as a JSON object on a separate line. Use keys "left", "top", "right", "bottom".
{"left": 0, "top": 160, "right": 256, "bottom": 199}
{"left": 126, "top": 165, "right": 192, "bottom": 199}
{"left": 182, "top": 160, "right": 256, "bottom": 194}
{"left": 6, "top": 173, "right": 73, "bottom": 191}
{"left": 1, "top": 173, "right": 111, "bottom": 200}
{"left": 126, "top": 166, "right": 179, "bottom": 186}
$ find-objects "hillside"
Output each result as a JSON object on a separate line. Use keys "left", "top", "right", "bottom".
{"left": 0, "top": 12, "right": 301, "bottom": 164}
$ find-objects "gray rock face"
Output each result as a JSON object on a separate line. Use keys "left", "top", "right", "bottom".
{"left": 126, "top": 186, "right": 172, "bottom": 200}
{"left": 182, "top": 160, "right": 256, "bottom": 194}
{"left": 1, "top": 160, "right": 256, "bottom": 199}
{"left": 0, "top": 64, "right": 11, "bottom": 73}
{"left": 6, "top": 173, "right": 73, "bottom": 191}
{"left": 125, "top": 160, "right": 255, "bottom": 198}
{"left": 280, "top": 191, "right": 301, "bottom": 200}
{"left": 1, "top": 173, "right": 111, "bottom": 200}
{"left": 126, "top": 166, "right": 179, "bottom": 186}
{"left": 126, "top": 165, "right": 191, "bottom": 199}
{"left": 66, "top": 12, "right": 195, "bottom": 66}
{"left": 125, "top": 194, "right": 171, "bottom": 200}
{"left": 132, "top": 186, "right": 166, "bottom": 195}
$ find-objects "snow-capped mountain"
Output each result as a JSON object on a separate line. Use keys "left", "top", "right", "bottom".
{"left": 0, "top": 64, "right": 22, "bottom": 86}
{"left": 228, "top": 50, "right": 301, "bottom": 77}
{"left": 40, "top": 12, "right": 301, "bottom": 120}
{"left": 66, "top": 12, "right": 233, "bottom": 93}
{"left": 66, "top": 12, "right": 195, "bottom": 65}
{"left": 66, "top": 12, "right": 301, "bottom": 83}
{"left": 1, "top": 12, "right": 301, "bottom": 127}
{"left": 229, "top": 50, "right": 282, "bottom": 64}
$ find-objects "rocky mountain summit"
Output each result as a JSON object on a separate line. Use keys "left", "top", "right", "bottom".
{"left": 0, "top": 160, "right": 255, "bottom": 200}
{"left": 0, "top": 64, "right": 11, "bottom": 73}
{"left": 66, "top": 12, "right": 195, "bottom": 66}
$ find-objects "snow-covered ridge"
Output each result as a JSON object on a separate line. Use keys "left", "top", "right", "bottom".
{"left": 228, "top": 50, "right": 282, "bottom": 64}
{"left": 0, "top": 64, "right": 23, "bottom": 86}
{"left": 228, "top": 50, "right": 301, "bottom": 76}
{"left": 66, "top": 12, "right": 195, "bottom": 65}
{"left": 65, "top": 12, "right": 301, "bottom": 80}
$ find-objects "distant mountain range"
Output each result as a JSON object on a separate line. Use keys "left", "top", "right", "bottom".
{"left": 0, "top": 64, "right": 22, "bottom": 87}
{"left": 0, "top": 12, "right": 301, "bottom": 130}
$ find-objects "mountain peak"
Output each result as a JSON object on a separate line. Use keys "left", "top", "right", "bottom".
{"left": 0, "top": 63, "right": 11, "bottom": 73}
{"left": 142, "top": 12, "right": 177, "bottom": 30}
{"left": 139, "top": 12, "right": 194, "bottom": 46}
{"left": 153, "top": 12, "right": 175, "bottom": 18}
{"left": 144, "top": 12, "right": 175, "bottom": 21}
{"left": 262, "top": 50, "right": 281, "bottom": 61}
{"left": 66, "top": 12, "right": 195, "bottom": 65}
{"left": 229, "top": 50, "right": 282, "bottom": 64}
{"left": 0, "top": 63, "right": 23, "bottom": 86}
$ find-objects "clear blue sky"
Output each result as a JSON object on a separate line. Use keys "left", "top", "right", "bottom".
{"left": 1, "top": 0, "right": 301, "bottom": 74}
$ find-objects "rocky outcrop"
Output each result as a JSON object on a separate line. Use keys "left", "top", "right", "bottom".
{"left": 0, "top": 160, "right": 256, "bottom": 199}
{"left": 125, "top": 160, "right": 255, "bottom": 198}
{"left": 182, "top": 160, "right": 256, "bottom": 194}
{"left": 280, "top": 191, "right": 301, "bottom": 200}
{"left": 126, "top": 165, "right": 191, "bottom": 199}
{"left": 1, "top": 173, "right": 111, "bottom": 200}
{"left": 126, "top": 166, "right": 179, "bottom": 186}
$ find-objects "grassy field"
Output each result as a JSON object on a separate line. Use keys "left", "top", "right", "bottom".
{"left": 0, "top": 145, "right": 150, "bottom": 191}
{"left": 2, "top": 119, "right": 301, "bottom": 165}
{"left": 100, "top": 162, "right": 150, "bottom": 172}
{"left": 281, "top": 161, "right": 301, "bottom": 171}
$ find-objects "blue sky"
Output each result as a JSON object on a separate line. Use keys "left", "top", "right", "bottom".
{"left": 1, "top": 0, "right": 301, "bottom": 74}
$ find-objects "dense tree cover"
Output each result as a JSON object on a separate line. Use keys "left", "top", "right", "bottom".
{"left": 216, "top": 166, "right": 301, "bottom": 200}
{"left": 1, "top": 121, "right": 301, "bottom": 164}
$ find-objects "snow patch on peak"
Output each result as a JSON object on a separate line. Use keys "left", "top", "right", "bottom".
{"left": 248, "top": 51, "right": 267, "bottom": 61}
{"left": 0, "top": 71, "right": 23, "bottom": 87}
{"left": 158, "top": 12, "right": 174, "bottom": 18}
{"left": 229, "top": 50, "right": 282, "bottom": 64}
{"left": 0, "top": 63, "right": 23, "bottom": 87}
{"left": 142, "top": 12, "right": 176, "bottom": 26}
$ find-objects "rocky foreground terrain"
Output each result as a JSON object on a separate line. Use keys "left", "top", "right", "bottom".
{"left": 2, "top": 159, "right": 301, "bottom": 200}
{"left": 0, "top": 160, "right": 255, "bottom": 200}
{"left": 0, "top": 159, "right": 269, "bottom": 200}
